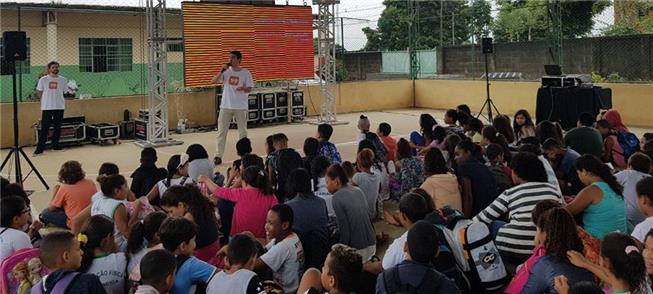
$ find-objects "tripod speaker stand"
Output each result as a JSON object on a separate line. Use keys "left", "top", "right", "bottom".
{"left": 0, "top": 31, "right": 49, "bottom": 189}
{"left": 477, "top": 37, "right": 500, "bottom": 121}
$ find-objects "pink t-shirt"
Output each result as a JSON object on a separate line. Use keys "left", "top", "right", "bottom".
{"left": 214, "top": 187, "right": 278, "bottom": 239}
{"left": 51, "top": 178, "right": 97, "bottom": 228}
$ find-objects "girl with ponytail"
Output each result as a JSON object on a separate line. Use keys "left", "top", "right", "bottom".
{"left": 198, "top": 165, "right": 278, "bottom": 242}
{"left": 564, "top": 232, "right": 651, "bottom": 294}
{"left": 566, "top": 154, "right": 627, "bottom": 239}
{"left": 72, "top": 174, "right": 136, "bottom": 251}
{"left": 79, "top": 215, "right": 127, "bottom": 293}
{"left": 145, "top": 154, "right": 190, "bottom": 206}
{"left": 126, "top": 211, "right": 167, "bottom": 281}
{"left": 160, "top": 184, "right": 220, "bottom": 264}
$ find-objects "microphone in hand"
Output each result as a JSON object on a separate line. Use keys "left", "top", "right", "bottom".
{"left": 221, "top": 62, "right": 231, "bottom": 73}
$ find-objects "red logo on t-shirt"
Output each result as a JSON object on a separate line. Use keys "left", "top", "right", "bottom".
{"left": 228, "top": 76, "right": 240, "bottom": 86}
{"left": 48, "top": 81, "right": 58, "bottom": 89}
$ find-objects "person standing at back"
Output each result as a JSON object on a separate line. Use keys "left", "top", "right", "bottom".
{"left": 212, "top": 51, "right": 254, "bottom": 166}
{"left": 564, "top": 112, "right": 604, "bottom": 158}
{"left": 34, "top": 61, "right": 66, "bottom": 155}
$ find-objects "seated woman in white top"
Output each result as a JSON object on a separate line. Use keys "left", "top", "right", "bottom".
{"left": 0, "top": 196, "right": 33, "bottom": 261}
{"left": 145, "top": 154, "right": 191, "bottom": 206}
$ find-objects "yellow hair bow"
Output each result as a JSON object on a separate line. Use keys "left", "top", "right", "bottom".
{"left": 77, "top": 233, "right": 88, "bottom": 244}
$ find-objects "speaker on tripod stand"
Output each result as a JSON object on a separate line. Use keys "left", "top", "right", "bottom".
{"left": 0, "top": 31, "right": 49, "bottom": 189}
{"left": 477, "top": 37, "right": 500, "bottom": 122}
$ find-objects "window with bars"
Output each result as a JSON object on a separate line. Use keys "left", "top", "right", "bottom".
{"left": 167, "top": 43, "right": 183, "bottom": 52}
{"left": 79, "top": 38, "right": 132, "bottom": 72}
{"left": 0, "top": 38, "right": 31, "bottom": 74}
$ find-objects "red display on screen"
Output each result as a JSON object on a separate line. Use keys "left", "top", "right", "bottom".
{"left": 182, "top": 3, "right": 314, "bottom": 87}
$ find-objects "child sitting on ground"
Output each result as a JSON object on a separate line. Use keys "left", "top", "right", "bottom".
{"left": 160, "top": 185, "right": 221, "bottom": 265}
{"left": 0, "top": 196, "right": 33, "bottom": 261}
{"left": 356, "top": 115, "right": 388, "bottom": 163}
{"left": 377, "top": 220, "right": 459, "bottom": 293}
{"left": 33, "top": 231, "right": 106, "bottom": 294}
{"left": 207, "top": 234, "right": 264, "bottom": 293}
{"left": 564, "top": 232, "right": 650, "bottom": 294}
{"left": 631, "top": 177, "right": 653, "bottom": 242}
{"left": 130, "top": 147, "right": 167, "bottom": 198}
{"left": 127, "top": 211, "right": 168, "bottom": 282}
{"left": 159, "top": 217, "right": 217, "bottom": 294}
{"left": 616, "top": 153, "right": 652, "bottom": 231}
{"left": 78, "top": 215, "right": 127, "bottom": 293}
{"left": 377, "top": 122, "right": 397, "bottom": 163}
{"left": 317, "top": 123, "right": 342, "bottom": 164}
{"left": 135, "top": 249, "right": 176, "bottom": 294}
{"left": 254, "top": 204, "right": 304, "bottom": 294}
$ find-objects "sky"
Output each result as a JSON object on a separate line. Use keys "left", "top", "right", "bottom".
{"left": 4, "top": 0, "right": 613, "bottom": 51}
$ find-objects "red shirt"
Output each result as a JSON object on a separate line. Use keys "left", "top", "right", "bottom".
{"left": 381, "top": 136, "right": 397, "bottom": 162}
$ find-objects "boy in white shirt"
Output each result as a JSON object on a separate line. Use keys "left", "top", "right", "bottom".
{"left": 616, "top": 152, "right": 652, "bottom": 230}
{"left": 136, "top": 249, "right": 176, "bottom": 294}
{"left": 0, "top": 196, "right": 33, "bottom": 261}
{"left": 207, "top": 234, "right": 264, "bottom": 294}
{"left": 632, "top": 177, "right": 653, "bottom": 242}
{"left": 254, "top": 204, "right": 303, "bottom": 293}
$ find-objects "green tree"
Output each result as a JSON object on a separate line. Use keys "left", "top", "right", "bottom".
{"left": 469, "top": 0, "right": 492, "bottom": 42}
{"left": 492, "top": 0, "right": 609, "bottom": 42}
{"left": 602, "top": 15, "right": 653, "bottom": 36}
{"left": 362, "top": 0, "right": 474, "bottom": 51}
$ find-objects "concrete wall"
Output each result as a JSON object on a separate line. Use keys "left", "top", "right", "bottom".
{"left": 339, "top": 34, "right": 653, "bottom": 81}
{"left": 415, "top": 80, "right": 653, "bottom": 128}
{"left": 440, "top": 35, "right": 653, "bottom": 80}
{"left": 340, "top": 52, "right": 382, "bottom": 81}
{"left": 1, "top": 80, "right": 413, "bottom": 148}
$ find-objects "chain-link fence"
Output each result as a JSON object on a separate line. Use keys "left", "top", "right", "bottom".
{"left": 2, "top": 0, "right": 652, "bottom": 103}
{"left": 335, "top": 0, "right": 653, "bottom": 83}
{"left": 0, "top": 0, "right": 186, "bottom": 103}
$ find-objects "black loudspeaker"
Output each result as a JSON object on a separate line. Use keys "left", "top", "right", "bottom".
{"left": 2, "top": 31, "right": 27, "bottom": 61}
{"left": 481, "top": 37, "right": 493, "bottom": 54}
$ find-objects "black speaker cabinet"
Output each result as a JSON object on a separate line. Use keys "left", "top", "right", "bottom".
{"left": 481, "top": 37, "right": 494, "bottom": 54}
{"left": 2, "top": 31, "right": 27, "bottom": 61}
{"left": 276, "top": 92, "right": 288, "bottom": 108}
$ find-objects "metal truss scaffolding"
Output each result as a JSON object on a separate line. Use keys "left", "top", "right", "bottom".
{"left": 136, "top": 0, "right": 182, "bottom": 148}
{"left": 313, "top": 0, "right": 339, "bottom": 124}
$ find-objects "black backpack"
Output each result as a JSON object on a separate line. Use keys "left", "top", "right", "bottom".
{"left": 363, "top": 132, "right": 388, "bottom": 163}
{"left": 273, "top": 148, "right": 303, "bottom": 202}
{"left": 382, "top": 264, "right": 449, "bottom": 294}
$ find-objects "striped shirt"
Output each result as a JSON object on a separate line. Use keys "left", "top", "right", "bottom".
{"left": 473, "top": 182, "right": 562, "bottom": 259}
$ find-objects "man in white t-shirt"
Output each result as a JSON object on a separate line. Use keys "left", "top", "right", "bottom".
{"left": 34, "top": 61, "right": 67, "bottom": 155}
{"left": 211, "top": 51, "right": 254, "bottom": 165}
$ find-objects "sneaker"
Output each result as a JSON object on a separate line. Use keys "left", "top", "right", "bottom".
{"left": 213, "top": 156, "right": 222, "bottom": 165}
{"left": 33, "top": 149, "right": 43, "bottom": 156}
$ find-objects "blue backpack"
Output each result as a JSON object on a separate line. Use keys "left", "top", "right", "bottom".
{"left": 616, "top": 131, "right": 640, "bottom": 159}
